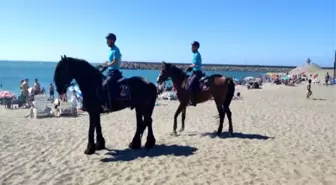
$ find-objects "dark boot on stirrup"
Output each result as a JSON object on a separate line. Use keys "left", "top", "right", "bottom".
{"left": 188, "top": 92, "right": 197, "bottom": 106}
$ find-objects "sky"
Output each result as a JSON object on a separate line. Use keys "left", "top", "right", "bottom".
{"left": 0, "top": 0, "right": 335, "bottom": 66}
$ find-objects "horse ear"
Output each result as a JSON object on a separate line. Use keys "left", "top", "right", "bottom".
{"left": 61, "top": 55, "right": 64, "bottom": 60}
{"left": 63, "top": 55, "right": 67, "bottom": 59}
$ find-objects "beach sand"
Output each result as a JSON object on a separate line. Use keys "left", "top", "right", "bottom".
{"left": 1, "top": 84, "right": 335, "bottom": 185}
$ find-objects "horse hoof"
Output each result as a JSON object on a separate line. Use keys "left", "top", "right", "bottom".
{"left": 84, "top": 143, "right": 96, "bottom": 155}
{"left": 216, "top": 131, "right": 221, "bottom": 136}
{"left": 229, "top": 132, "right": 234, "bottom": 137}
{"left": 179, "top": 128, "right": 184, "bottom": 132}
{"left": 171, "top": 131, "right": 178, "bottom": 136}
{"left": 129, "top": 141, "right": 141, "bottom": 149}
{"left": 145, "top": 139, "right": 156, "bottom": 149}
{"left": 95, "top": 140, "right": 106, "bottom": 150}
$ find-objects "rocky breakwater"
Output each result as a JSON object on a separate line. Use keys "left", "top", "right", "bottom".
{"left": 120, "top": 61, "right": 296, "bottom": 73}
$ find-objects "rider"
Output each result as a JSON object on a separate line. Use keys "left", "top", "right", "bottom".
{"left": 188, "top": 41, "right": 202, "bottom": 106}
{"left": 100, "top": 33, "right": 122, "bottom": 109}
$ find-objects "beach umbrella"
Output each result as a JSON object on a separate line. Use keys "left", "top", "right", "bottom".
{"left": 0, "top": 91, "right": 15, "bottom": 99}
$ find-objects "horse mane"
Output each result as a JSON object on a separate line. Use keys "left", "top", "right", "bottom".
{"left": 54, "top": 57, "right": 102, "bottom": 82}
{"left": 169, "top": 64, "right": 188, "bottom": 79}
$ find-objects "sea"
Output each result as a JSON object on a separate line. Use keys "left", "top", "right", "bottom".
{"left": 0, "top": 61, "right": 266, "bottom": 96}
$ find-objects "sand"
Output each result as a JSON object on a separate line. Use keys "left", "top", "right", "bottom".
{"left": 1, "top": 84, "right": 335, "bottom": 185}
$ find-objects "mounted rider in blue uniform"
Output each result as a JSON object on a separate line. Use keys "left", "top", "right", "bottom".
{"left": 100, "top": 33, "right": 122, "bottom": 110}
{"left": 187, "top": 41, "right": 202, "bottom": 106}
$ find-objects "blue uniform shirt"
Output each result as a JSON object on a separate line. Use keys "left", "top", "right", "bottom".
{"left": 108, "top": 45, "right": 121, "bottom": 70}
{"left": 192, "top": 51, "right": 202, "bottom": 71}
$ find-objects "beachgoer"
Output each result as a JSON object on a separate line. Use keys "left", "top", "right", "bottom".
{"left": 40, "top": 87, "right": 45, "bottom": 94}
{"left": 33, "top": 79, "right": 41, "bottom": 95}
{"left": 325, "top": 72, "right": 330, "bottom": 86}
{"left": 49, "top": 84, "right": 54, "bottom": 100}
{"left": 306, "top": 79, "right": 312, "bottom": 99}
{"left": 187, "top": 41, "right": 202, "bottom": 106}
{"left": 100, "top": 33, "right": 122, "bottom": 109}
{"left": 21, "top": 79, "right": 29, "bottom": 104}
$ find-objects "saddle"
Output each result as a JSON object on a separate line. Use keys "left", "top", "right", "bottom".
{"left": 185, "top": 74, "right": 209, "bottom": 92}
{"left": 105, "top": 77, "right": 131, "bottom": 101}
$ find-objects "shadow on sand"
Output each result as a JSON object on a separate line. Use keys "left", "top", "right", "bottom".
{"left": 101, "top": 144, "right": 198, "bottom": 162}
{"left": 312, "top": 98, "right": 327, "bottom": 101}
{"left": 202, "top": 132, "right": 274, "bottom": 140}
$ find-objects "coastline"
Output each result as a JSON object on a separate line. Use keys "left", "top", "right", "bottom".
{"left": 1, "top": 60, "right": 334, "bottom": 73}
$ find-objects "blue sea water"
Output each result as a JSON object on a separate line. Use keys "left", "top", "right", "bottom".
{"left": 0, "top": 61, "right": 265, "bottom": 96}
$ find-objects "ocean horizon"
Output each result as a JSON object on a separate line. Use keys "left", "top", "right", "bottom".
{"left": 0, "top": 60, "right": 267, "bottom": 96}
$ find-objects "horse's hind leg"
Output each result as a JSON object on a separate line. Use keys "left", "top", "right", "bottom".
{"left": 179, "top": 108, "right": 186, "bottom": 132}
{"left": 143, "top": 102, "right": 156, "bottom": 149}
{"left": 225, "top": 107, "right": 233, "bottom": 136}
{"left": 215, "top": 101, "right": 225, "bottom": 135}
{"left": 224, "top": 81, "right": 235, "bottom": 137}
{"left": 144, "top": 115, "right": 156, "bottom": 148}
{"left": 95, "top": 115, "right": 106, "bottom": 150}
{"left": 129, "top": 108, "right": 144, "bottom": 149}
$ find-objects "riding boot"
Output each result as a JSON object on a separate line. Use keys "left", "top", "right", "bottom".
{"left": 97, "top": 87, "right": 109, "bottom": 112}
{"left": 189, "top": 92, "right": 197, "bottom": 106}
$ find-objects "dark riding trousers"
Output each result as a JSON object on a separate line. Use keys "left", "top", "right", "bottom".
{"left": 187, "top": 70, "right": 203, "bottom": 92}
{"left": 103, "top": 69, "right": 122, "bottom": 87}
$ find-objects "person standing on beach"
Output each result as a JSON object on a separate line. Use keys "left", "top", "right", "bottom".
{"left": 325, "top": 72, "right": 330, "bottom": 86}
{"left": 49, "top": 84, "right": 54, "bottom": 100}
{"left": 100, "top": 33, "right": 122, "bottom": 109}
{"left": 306, "top": 79, "right": 312, "bottom": 99}
{"left": 21, "top": 79, "right": 29, "bottom": 104}
{"left": 187, "top": 41, "right": 202, "bottom": 106}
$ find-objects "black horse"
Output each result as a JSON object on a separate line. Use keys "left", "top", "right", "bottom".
{"left": 54, "top": 55, "right": 157, "bottom": 155}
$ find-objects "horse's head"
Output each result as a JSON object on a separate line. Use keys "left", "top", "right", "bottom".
{"left": 157, "top": 61, "right": 187, "bottom": 85}
{"left": 157, "top": 61, "right": 173, "bottom": 85}
{"left": 54, "top": 55, "right": 74, "bottom": 95}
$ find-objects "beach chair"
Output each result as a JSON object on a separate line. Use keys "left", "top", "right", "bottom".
{"left": 57, "top": 101, "right": 77, "bottom": 117}
{"left": 31, "top": 94, "right": 51, "bottom": 118}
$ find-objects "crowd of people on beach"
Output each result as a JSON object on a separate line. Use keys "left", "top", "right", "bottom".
{"left": 17, "top": 79, "right": 55, "bottom": 108}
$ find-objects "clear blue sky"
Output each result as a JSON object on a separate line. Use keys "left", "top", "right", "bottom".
{"left": 0, "top": 0, "right": 335, "bottom": 66}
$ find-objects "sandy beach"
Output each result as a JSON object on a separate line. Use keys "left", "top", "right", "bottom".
{"left": 0, "top": 84, "right": 335, "bottom": 185}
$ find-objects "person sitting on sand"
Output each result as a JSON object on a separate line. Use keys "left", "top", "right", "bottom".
{"left": 306, "top": 79, "right": 312, "bottom": 99}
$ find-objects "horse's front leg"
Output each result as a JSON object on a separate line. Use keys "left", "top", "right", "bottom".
{"left": 84, "top": 112, "right": 97, "bottom": 155}
{"left": 179, "top": 107, "right": 186, "bottom": 132}
{"left": 173, "top": 103, "right": 184, "bottom": 136}
{"left": 95, "top": 114, "right": 106, "bottom": 150}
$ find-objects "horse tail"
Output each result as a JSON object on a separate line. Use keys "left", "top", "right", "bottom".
{"left": 223, "top": 77, "right": 235, "bottom": 108}
{"left": 149, "top": 82, "right": 158, "bottom": 105}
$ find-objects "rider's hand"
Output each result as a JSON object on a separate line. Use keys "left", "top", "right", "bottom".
{"left": 103, "top": 61, "right": 108, "bottom": 67}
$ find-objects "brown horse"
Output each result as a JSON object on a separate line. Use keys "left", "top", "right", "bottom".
{"left": 157, "top": 62, "right": 235, "bottom": 136}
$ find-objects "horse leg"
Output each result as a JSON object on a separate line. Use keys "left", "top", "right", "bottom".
{"left": 144, "top": 115, "right": 156, "bottom": 148}
{"left": 224, "top": 80, "right": 235, "bottom": 137}
{"left": 225, "top": 107, "right": 234, "bottom": 137}
{"left": 129, "top": 107, "right": 144, "bottom": 149}
{"left": 84, "top": 112, "right": 97, "bottom": 155}
{"left": 216, "top": 102, "right": 225, "bottom": 135}
{"left": 179, "top": 108, "right": 186, "bottom": 132}
{"left": 173, "top": 103, "right": 185, "bottom": 136}
{"left": 95, "top": 115, "right": 106, "bottom": 150}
